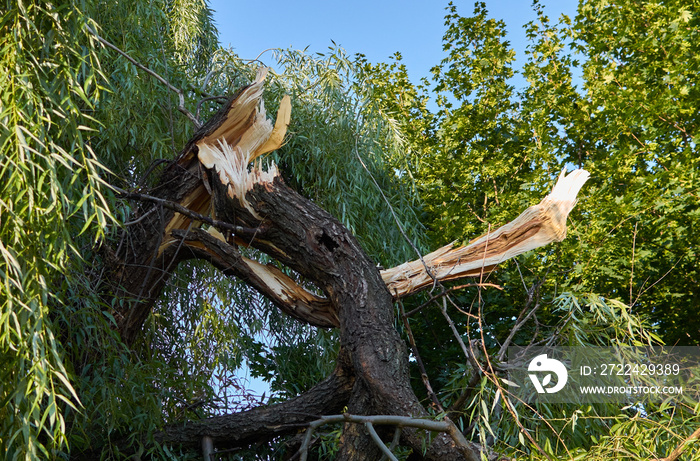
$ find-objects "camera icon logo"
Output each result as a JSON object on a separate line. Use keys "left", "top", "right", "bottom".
{"left": 528, "top": 354, "right": 568, "bottom": 394}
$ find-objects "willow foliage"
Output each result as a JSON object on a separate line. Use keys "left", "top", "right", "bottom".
{"left": 0, "top": 0, "right": 217, "bottom": 458}
{"left": 0, "top": 2, "right": 110, "bottom": 458}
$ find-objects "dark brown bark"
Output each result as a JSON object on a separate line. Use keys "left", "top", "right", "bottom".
{"left": 110, "top": 158, "right": 207, "bottom": 346}
{"left": 175, "top": 228, "right": 338, "bottom": 328}
{"left": 201, "top": 161, "right": 476, "bottom": 458}
{"left": 155, "top": 364, "right": 354, "bottom": 450}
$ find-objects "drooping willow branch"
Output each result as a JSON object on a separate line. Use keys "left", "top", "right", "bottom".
{"left": 84, "top": 23, "right": 201, "bottom": 128}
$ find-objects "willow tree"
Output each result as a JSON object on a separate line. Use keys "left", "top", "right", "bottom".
{"left": 0, "top": 1, "right": 594, "bottom": 460}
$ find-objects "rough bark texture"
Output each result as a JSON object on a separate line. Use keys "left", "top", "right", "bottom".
{"left": 155, "top": 364, "right": 355, "bottom": 450}
{"left": 102, "top": 69, "right": 588, "bottom": 460}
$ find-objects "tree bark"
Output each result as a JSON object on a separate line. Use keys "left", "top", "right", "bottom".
{"left": 155, "top": 363, "right": 355, "bottom": 451}
{"left": 103, "top": 68, "right": 588, "bottom": 460}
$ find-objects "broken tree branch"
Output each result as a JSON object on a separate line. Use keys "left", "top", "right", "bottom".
{"left": 176, "top": 228, "right": 338, "bottom": 328}
{"left": 381, "top": 169, "right": 590, "bottom": 298}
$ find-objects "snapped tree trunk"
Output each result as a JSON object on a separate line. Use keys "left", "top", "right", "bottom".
{"left": 102, "top": 68, "right": 589, "bottom": 460}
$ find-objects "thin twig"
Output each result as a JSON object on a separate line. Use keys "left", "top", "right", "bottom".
{"left": 446, "top": 372, "right": 482, "bottom": 418}
{"left": 84, "top": 24, "right": 201, "bottom": 128}
{"left": 633, "top": 256, "right": 684, "bottom": 306}
{"left": 630, "top": 221, "right": 638, "bottom": 308}
{"left": 244, "top": 48, "right": 277, "bottom": 64}
{"left": 497, "top": 277, "right": 546, "bottom": 361}
{"left": 123, "top": 206, "right": 158, "bottom": 226}
{"left": 404, "top": 282, "right": 502, "bottom": 317}
{"left": 365, "top": 422, "right": 398, "bottom": 461}
{"left": 385, "top": 427, "right": 402, "bottom": 458}
{"left": 352, "top": 138, "right": 437, "bottom": 285}
{"left": 399, "top": 300, "right": 444, "bottom": 413}
{"left": 113, "top": 186, "right": 254, "bottom": 236}
{"left": 440, "top": 297, "right": 480, "bottom": 373}
{"left": 497, "top": 300, "right": 541, "bottom": 362}
{"left": 196, "top": 95, "right": 230, "bottom": 121}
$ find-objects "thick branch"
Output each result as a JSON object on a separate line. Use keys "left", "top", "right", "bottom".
{"left": 381, "top": 169, "right": 590, "bottom": 298}
{"left": 154, "top": 367, "right": 354, "bottom": 450}
{"left": 174, "top": 228, "right": 338, "bottom": 328}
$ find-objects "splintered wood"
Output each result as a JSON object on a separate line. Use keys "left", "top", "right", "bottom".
{"left": 198, "top": 69, "right": 291, "bottom": 218}
{"left": 381, "top": 169, "right": 590, "bottom": 298}
{"left": 159, "top": 68, "right": 291, "bottom": 253}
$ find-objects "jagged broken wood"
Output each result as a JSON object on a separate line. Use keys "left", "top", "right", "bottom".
{"left": 381, "top": 168, "right": 590, "bottom": 297}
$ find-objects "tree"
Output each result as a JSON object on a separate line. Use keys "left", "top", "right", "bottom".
{"left": 1, "top": 0, "right": 589, "bottom": 459}
{"left": 3, "top": 1, "right": 699, "bottom": 460}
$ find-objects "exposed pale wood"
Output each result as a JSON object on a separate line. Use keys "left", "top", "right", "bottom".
{"left": 253, "top": 94, "right": 291, "bottom": 159}
{"left": 381, "top": 169, "right": 590, "bottom": 297}
{"left": 159, "top": 68, "right": 289, "bottom": 253}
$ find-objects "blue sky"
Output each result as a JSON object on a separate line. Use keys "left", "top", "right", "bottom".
{"left": 210, "top": 0, "right": 579, "bottom": 87}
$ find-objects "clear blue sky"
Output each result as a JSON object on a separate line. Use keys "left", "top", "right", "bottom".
{"left": 210, "top": 0, "right": 579, "bottom": 87}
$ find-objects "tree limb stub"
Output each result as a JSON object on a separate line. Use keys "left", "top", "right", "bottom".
{"left": 381, "top": 168, "right": 590, "bottom": 298}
